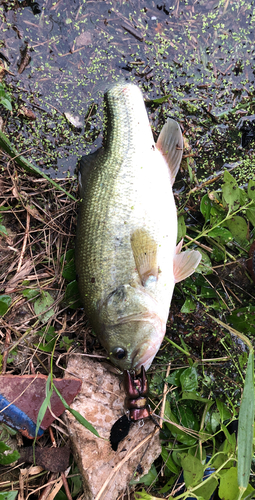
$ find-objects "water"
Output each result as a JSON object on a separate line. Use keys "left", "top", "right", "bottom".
{"left": 0, "top": 0, "right": 254, "bottom": 177}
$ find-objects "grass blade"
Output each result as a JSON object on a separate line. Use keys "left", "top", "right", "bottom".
{"left": 53, "top": 383, "right": 100, "bottom": 438}
{"left": 237, "top": 351, "right": 254, "bottom": 492}
{"left": 0, "top": 130, "right": 77, "bottom": 202}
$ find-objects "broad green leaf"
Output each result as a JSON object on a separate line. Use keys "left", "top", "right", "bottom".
{"left": 64, "top": 280, "right": 82, "bottom": 309}
{"left": 210, "top": 204, "right": 226, "bottom": 226}
{"left": 219, "top": 467, "right": 239, "bottom": 500}
{"left": 0, "top": 97, "right": 12, "bottom": 111}
{"left": 180, "top": 366, "right": 198, "bottom": 392}
{"left": 0, "top": 492, "right": 18, "bottom": 500}
{"left": 161, "top": 445, "right": 179, "bottom": 474}
{"left": 34, "top": 291, "right": 54, "bottom": 322}
{"left": 164, "top": 406, "right": 197, "bottom": 446}
{"left": 166, "top": 369, "right": 185, "bottom": 387}
{"left": 200, "top": 285, "right": 217, "bottom": 298}
{"left": 35, "top": 326, "right": 57, "bottom": 352}
{"left": 181, "top": 297, "right": 196, "bottom": 313}
{"left": 216, "top": 399, "right": 232, "bottom": 422}
{"left": 61, "top": 249, "right": 76, "bottom": 282}
{"left": 238, "top": 352, "right": 248, "bottom": 371}
{"left": 195, "top": 249, "right": 213, "bottom": 275}
{"left": 227, "top": 307, "right": 255, "bottom": 337}
{"left": 177, "top": 215, "right": 186, "bottom": 241}
{"left": 134, "top": 489, "right": 167, "bottom": 500}
{"left": 0, "top": 295, "right": 11, "bottom": 316}
{"left": 182, "top": 392, "right": 214, "bottom": 406}
{"left": 226, "top": 216, "right": 248, "bottom": 245}
{"left": 238, "top": 351, "right": 254, "bottom": 489}
{"left": 247, "top": 179, "right": 255, "bottom": 201}
{"left": 222, "top": 171, "right": 241, "bottom": 211}
{"left": 0, "top": 448, "right": 20, "bottom": 465}
{"left": 200, "top": 194, "right": 211, "bottom": 223}
{"left": 131, "top": 464, "right": 158, "bottom": 486}
{"left": 53, "top": 384, "right": 100, "bottom": 438}
{"left": 180, "top": 453, "right": 203, "bottom": 487}
{"left": 208, "top": 226, "right": 233, "bottom": 244}
{"left": 195, "top": 476, "right": 218, "bottom": 500}
{"left": 210, "top": 410, "right": 221, "bottom": 433}
{"left": 22, "top": 288, "right": 40, "bottom": 300}
{"left": 211, "top": 245, "right": 225, "bottom": 262}
{"left": 0, "top": 442, "right": 10, "bottom": 452}
{"left": 246, "top": 207, "right": 255, "bottom": 226}
{"left": 0, "top": 224, "right": 8, "bottom": 235}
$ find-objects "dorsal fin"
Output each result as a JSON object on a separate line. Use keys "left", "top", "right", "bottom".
{"left": 131, "top": 228, "right": 158, "bottom": 287}
{"left": 78, "top": 148, "right": 102, "bottom": 198}
{"left": 156, "top": 118, "right": 183, "bottom": 186}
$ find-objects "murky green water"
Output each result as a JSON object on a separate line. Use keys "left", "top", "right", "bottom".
{"left": 0, "top": 0, "right": 254, "bottom": 177}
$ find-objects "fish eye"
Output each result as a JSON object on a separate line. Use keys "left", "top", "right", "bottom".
{"left": 112, "top": 347, "right": 127, "bottom": 360}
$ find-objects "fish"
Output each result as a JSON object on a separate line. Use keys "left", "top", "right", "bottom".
{"left": 75, "top": 82, "right": 201, "bottom": 372}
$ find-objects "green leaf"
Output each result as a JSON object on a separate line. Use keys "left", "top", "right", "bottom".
{"left": 226, "top": 216, "right": 248, "bottom": 245}
{"left": 177, "top": 215, "right": 186, "bottom": 241}
{"left": 216, "top": 399, "right": 232, "bottom": 422}
{"left": 53, "top": 384, "right": 100, "bottom": 438}
{"left": 180, "top": 366, "right": 198, "bottom": 392}
{"left": 222, "top": 171, "right": 241, "bottom": 211}
{"left": 208, "top": 226, "right": 233, "bottom": 244}
{"left": 22, "top": 288, "right": 40, "bottom": 300}
{"left": 180, "top": 453, "right": 203, "bottom": 487}
{"left": 166, "top": 369, "right": 185, "bottom": 386}
{"left": 0, "top": 492, "right": 18, "bottom": 500}
{"left": 200, "top": 194, "right": 212, "bottom": 223}
{"left": 61, "top": 249, "right": 76, "bottom": 282}
{"left": 35, "top": 374, "right": 53, "bottom": 440}
{"left": 195, "top": 249, "right": 213, "bottom": 275}
{"left": 64, "top": 280, "right": 82, "bottom": 309}
{"left": 0, "top": 97, "right": 12, "bottom": 111}
{"left": 35, "top": 326, "right": 57, "bottom": 352}
{"left": 219, "top": 467, "right": 239, "bottom": 500}
{"left": 227, "top": 306, "right": 255, "bottom": 337}
{"left": 195, "top": 475, "right": 218, "bottom": 500}
{"left": 132, "top": 464, "right": 158, "bottom": 486}
{"left": 181, "top": 297, "right": 196, "bottom": 313}
{"left": 0, "top": 448, "right": 20, "bottom": 465}
{"left": 161, "top": 445, "right": 179, "bottom": 474}
{"left": 247, "top": 179, "right": 255, "bottom": 201}
{"left": 0, "top": 295, "right": 11, "bottom": 316}
{"left": 34, "top": 291, "right": 54, "bottom": 322}
{"left": 237, "top": 351, "right": 254, "bottom": 489}
{"left": 0, "top": 224, "right": 8, "bottom": 236}
{"left": 0, "top": 442, "right": 10, "bottom": 452}
{"left": 134, "top": 490, "right": 167, "bottom": 500}
{"left": 246, "top": 207, "right": 255, "bottom": 226}
{"left": 164, "top": 405, "right": 197, "bottom": 446}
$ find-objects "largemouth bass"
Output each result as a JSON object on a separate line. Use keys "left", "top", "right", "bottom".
{"left": 76, "top": 83, "right": 201, "bottom": 372}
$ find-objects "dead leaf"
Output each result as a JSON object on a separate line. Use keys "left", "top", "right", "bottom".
{"left": 5, "top": 259, "right": 33, "bottom": 292}
{"left": 75, "top": 31, "right": 92, "bottom": 48}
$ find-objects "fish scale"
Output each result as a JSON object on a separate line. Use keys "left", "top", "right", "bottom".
{"left": 76, "top": 83, "right": 201, "bottom": 372}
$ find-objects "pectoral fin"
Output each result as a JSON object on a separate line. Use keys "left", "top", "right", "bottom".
{"left": 173, "top": 249, "right": 201, "bottom": 283}
{"left": 156, "top": 118, "right": 183, "bottom": 186}
{"left": 131, "top": 229, "right": 158, "bottom": 287}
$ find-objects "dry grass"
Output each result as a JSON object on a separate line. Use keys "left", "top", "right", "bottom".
{"left": 0, "top": 155, "right": 89, "bottom": 499}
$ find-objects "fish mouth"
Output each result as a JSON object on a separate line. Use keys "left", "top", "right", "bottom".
{"left": 132, "top": 339, "right": 162, "bottom": 372}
